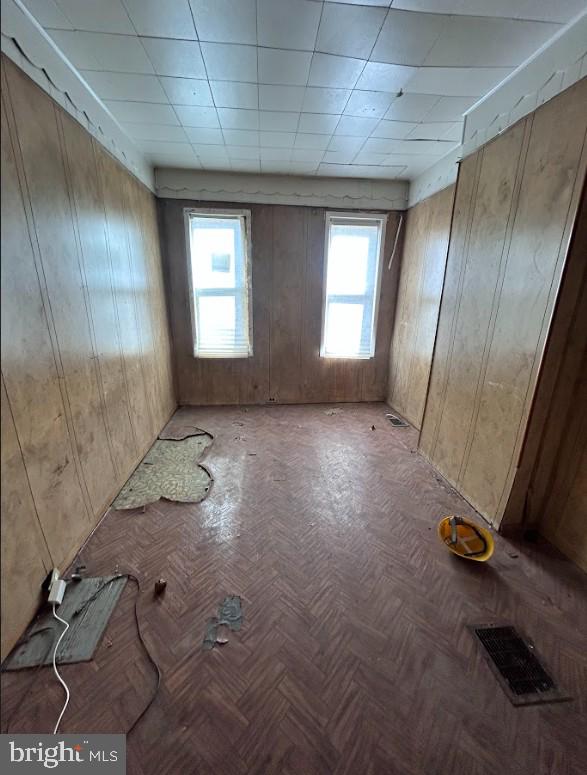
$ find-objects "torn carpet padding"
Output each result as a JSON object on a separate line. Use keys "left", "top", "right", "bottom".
{"left": 113, "top": 435, "right": 213, "bottom": 510}
{"left": 3, "top": 577, "right": 127, "bottom": 670}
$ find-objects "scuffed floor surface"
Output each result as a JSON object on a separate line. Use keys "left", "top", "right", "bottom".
{"left": 2, "top": 403, "right": 586, "bottom": 775}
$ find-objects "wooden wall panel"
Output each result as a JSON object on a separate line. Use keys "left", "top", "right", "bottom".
{"left": 160, "top": 200, "right": 401, "bottom": 405}
{"left": 419, "top": 77, "right": 587, "bottom": 527}
{"left": 0, "top": 56, "right": 175, "bottom": 659}
{"left": 387, "top": 183, "right": 455, "bottom": 428}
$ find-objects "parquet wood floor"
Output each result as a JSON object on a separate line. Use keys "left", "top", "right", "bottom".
{"left": 2, "top": 403, "right": 586, "bottom": 774}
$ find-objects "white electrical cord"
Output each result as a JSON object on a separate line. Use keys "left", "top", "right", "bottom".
{"left": 51, "top": 603, "right": 70, "bottom": 734}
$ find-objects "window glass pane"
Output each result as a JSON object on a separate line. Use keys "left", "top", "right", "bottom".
{"left": 324, "top": 302, "right": 364, "bottom": 357}
{"left": 321, "top": 216, "right": 384, "bottom": 359}
{"left": 188, "top": 212, "right": 252, "bottom": 358}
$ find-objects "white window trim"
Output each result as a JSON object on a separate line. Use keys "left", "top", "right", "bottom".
{"left": 320, "top": 211, "right": 388, "bottom": 360}
{"left": 184, "top": 207, "right": 254, "bottom": 359}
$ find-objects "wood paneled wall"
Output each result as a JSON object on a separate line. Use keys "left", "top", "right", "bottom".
{"left": 419, "top": 77, "right": 587, "bottom": 528}
{"left": 0, "top": 56, "right": 175, "bottom": 659}
{"left": 159, "top": 199, "right": 402, "bottom": 405}
{"left": 387, "top": 184, "right": 455, "bottom": 428}
{"left": 502, "top": 181, "right": 587, "bottom": 570}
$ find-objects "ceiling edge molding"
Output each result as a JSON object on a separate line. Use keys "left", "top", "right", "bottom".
{"left": 155, "top": 169, "right": 410, "bottom": 210}
{"left": 1, "top": 0, "right": 154, "bottom": 191}
{"left": 462, "top": 10, "right": 587, "bottom": 157}
{"left": 407, "top": 147, "right": 460, "bottom": 208}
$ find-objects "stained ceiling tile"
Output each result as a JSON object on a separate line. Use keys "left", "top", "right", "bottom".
{"left": 316, "top": 3, "right": 387, "bottom": 60}
{"left": 188, "top": 0, "right": 257, "bottom": 44}
{"left": 258, "top": 49, "right": 313, "bottom": 87}
{"left": 356, "top": 62, "right": 416, "bottom": 93}
{"left": 217, "top": 108, "right": 260, "bottom": 130}
{"left": 372, "top": 9, "right": 450, "bottom": 66}
{"left": 81, "top": 71, "right": 167, "bottom": 102}
{"left": 173, "top": 104, "right": 219, "bottom": 127}
{"left": 302, "top": 87, "right": 351, "bottom": 114}
{"left": 210, "top": 81, "right": 259, "bottom": 109}
{"left": 160, "top": 77, "right": 214, "bottom": 106}
{"left": 257, "top": 0, "right": 322, "bottom": 51}
{"left": 123, "top": 0, "right": 197, "bottom": 39}
{"left": 344, "top": 90, "right": 394, "bottom": 118}
{"left": 308, "top": 53, "right": 365, "bottom": 89}
{"left": 200, "top": 43, "right": 258, "bottom": 82}
{"left": 140, "top": 38, "right": 206, "bottom": 79}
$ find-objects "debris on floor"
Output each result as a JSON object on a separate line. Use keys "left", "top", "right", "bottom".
{"left": 4, "top": 576, "right": 127, "bottom": 670}
{"left": 386, "top": 413, "right": 408, "bottom": 427}
{"left": 113, "top": 435, "right": 213, "bottom": 510}
{"left": 202, "top": 595, "right": 243, "bottom": 651}
{"left": 324, "top": 408, "right": 343, "bottom": 416}
{"left": 154, "top": 579, "right": 167, "bottom": 596}
{"left": 371, "top": 424, "right": 376, "bottom": 430}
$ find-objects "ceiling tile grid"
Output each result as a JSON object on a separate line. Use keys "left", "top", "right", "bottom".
{"left": 24, "top": 0, "right": 575, "bottom": 180}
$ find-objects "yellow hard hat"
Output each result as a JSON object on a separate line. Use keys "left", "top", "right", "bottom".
{"left": 438, "top": 515, "right": 494, "bottom": 562}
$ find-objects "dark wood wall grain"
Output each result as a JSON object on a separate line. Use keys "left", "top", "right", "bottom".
{"left": 0, "top": 56, "right": 175, "bottom": 659}
{"left": 159, "top": 199, "right": 403, "bottom": 405}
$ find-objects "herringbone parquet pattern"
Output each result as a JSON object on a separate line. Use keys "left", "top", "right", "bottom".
{"left": 2, "top": 404, "right": 586, "bottom": 775}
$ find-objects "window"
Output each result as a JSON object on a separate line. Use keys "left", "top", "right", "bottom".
{"left": 321, "top": 213, "right": 386, "bottom": 359}
{"left": 185, "top": 209, "right": 253, "bottom": 358}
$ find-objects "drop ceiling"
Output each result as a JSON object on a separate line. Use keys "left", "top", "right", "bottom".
{"left": 21, "top": 0, "right": 584, "bottom": 180}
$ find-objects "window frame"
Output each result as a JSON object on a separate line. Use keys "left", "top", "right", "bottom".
{"left": 320, "top": 211, "right": 388, "bottom": 360}
{"left": 184, "top": 207, "right": 254, "bottom": 359}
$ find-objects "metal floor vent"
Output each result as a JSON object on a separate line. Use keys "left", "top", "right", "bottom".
{"left": 470, "top": 624, "right": 571, "bottom": 706}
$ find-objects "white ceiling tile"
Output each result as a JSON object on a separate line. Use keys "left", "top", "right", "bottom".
{"left": 104, "top": 100, "right": 180, "bottom": 124}
{"left": 424, "top": 95, "right": 475, "bottom": 122}
{"left": 442, "top": 123, "right": 464, "bottom": 142}
{"left": 381, "top": 153, "right": 434, "bottom": 175}
{"left": 189, "top": 0, "right": 257, "bottom": 44}
{"left": 136, "top": 139, "right": 196, "bottom": 156}
{"left": 327, "top": 135, "right": 364, "bottom": 152}
{"left": 184, "top": 126, "right": 225, "bottom": 143}
{"left": 23, "top": 0, "right": 73, "bottom": 29}
{"left": 81, "top": 71, "right": 167, "bottom": 102}
{"left": 199, "top": 159, "right": 231, "bottom": 169}
{"left": 362, "top": 137, "right": 404, "bottom": 154}
{"left": 217, "top": 108, "right": 259, "bottom": 130}
{"left": 298, "top": 113, "right": 339, "bottom": 134}
{"left": 260, "top": 148, "right": 293, "bottom": 161}
{"left": 344, "top": 90, "right": 394, "bottom": 118}
{"left": 200, "top": 43, "right": 257, "bottom": 82}
{"left": 322, "top": 149, "right": 357, "bottom": 164}
{"left": 425, "top": 16, "right": 559, "bottom": 68}
{"left": 223, "top": 129, "right": 260, "bottom": 146}
{"left": 378, "top": 138, "right": 456, "bottom": 155}
{"left": 161, "top": 77, "right": 214, "bottom": 106}
{"left": 259, "top": 131, "right": 296, "bottom": 148}
{"left": 384, "top": 92, "right": 439, "bottom": 121}
{"left": 302, "top": 87, "right": 351, "bottom": 114}
{"left": 53, "top": 0, "right": 134, "bottom": 33}
{"left": 324, "top": 0, "right": 391, "bottom": 6}
{"left": 260, "top": 111, "right": 300, "bottom": 131}
{"left": 210, "top": 81, "right": 258, "bottom": 109}
{"left": 408, "top": 122, "right": 455, "bottom": 140}
{"left": 174, "top": 105, "right": 219, "bottom": 127}
{"left": 50, "top": 31, "right": 154, "bottom": 73}
{"left": 259, "top": 85, "right": 305, "bottom": 112}
{"left": 356, "top": 63, "right": 416, "bottom": 92}
{"left": 151, "top": 154, "right": 201, "bottom": 169}
{"left": 372, "top": 9, "right": 449, "bottom": 66}
{"left": 294, "top": 133, "right": 331, "bottom": 150}
{"left": 194, "top": 144, "right": 229, "bottom": 160}
{"left": 334, "top": 116, "right": 379, "bottom": 136}
{"left": 291, "top": 148, "right": 325, "bottom": 163}
{"left": 353, "top": 150, "right": 389, "bottom": 165}
{"left": 316, "top": 3, "right": 387, "bottom": 59}
{"left": 289, "top": 161, "right": 320, "bottom": 174}
{"left": 258, "top": 49, "right": 312, "bottom": 86}
{"left": 227, "top": 146, "right": 261, "bottom": 159}
{"left": 122, "top": 123, "right": 188, "bottom": 142}
{"left": 308, "top": 53, "right": 365, "bottom": 89}
{"left": 123, "top": 0, "right": 197, "bottom": 39}
{"left": 230, "top": 159, "right": 261, "bottom": 171}
{"left": 318, "top": 163, "right": 401, "bottom": 178}
{"left": 257, "top": 0, "right": 322, "bottom": 51}
{"left": 371, "top": 120, "right": 417, "bottom": 139}
{"left": 141, "top": 38, "right": 206, "bottom": 78}
{"left": 390, "top": 1, "right": 583, "bottom": 24}
{"left": 406, "top": 66, "right": 512, "bottom": 96}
